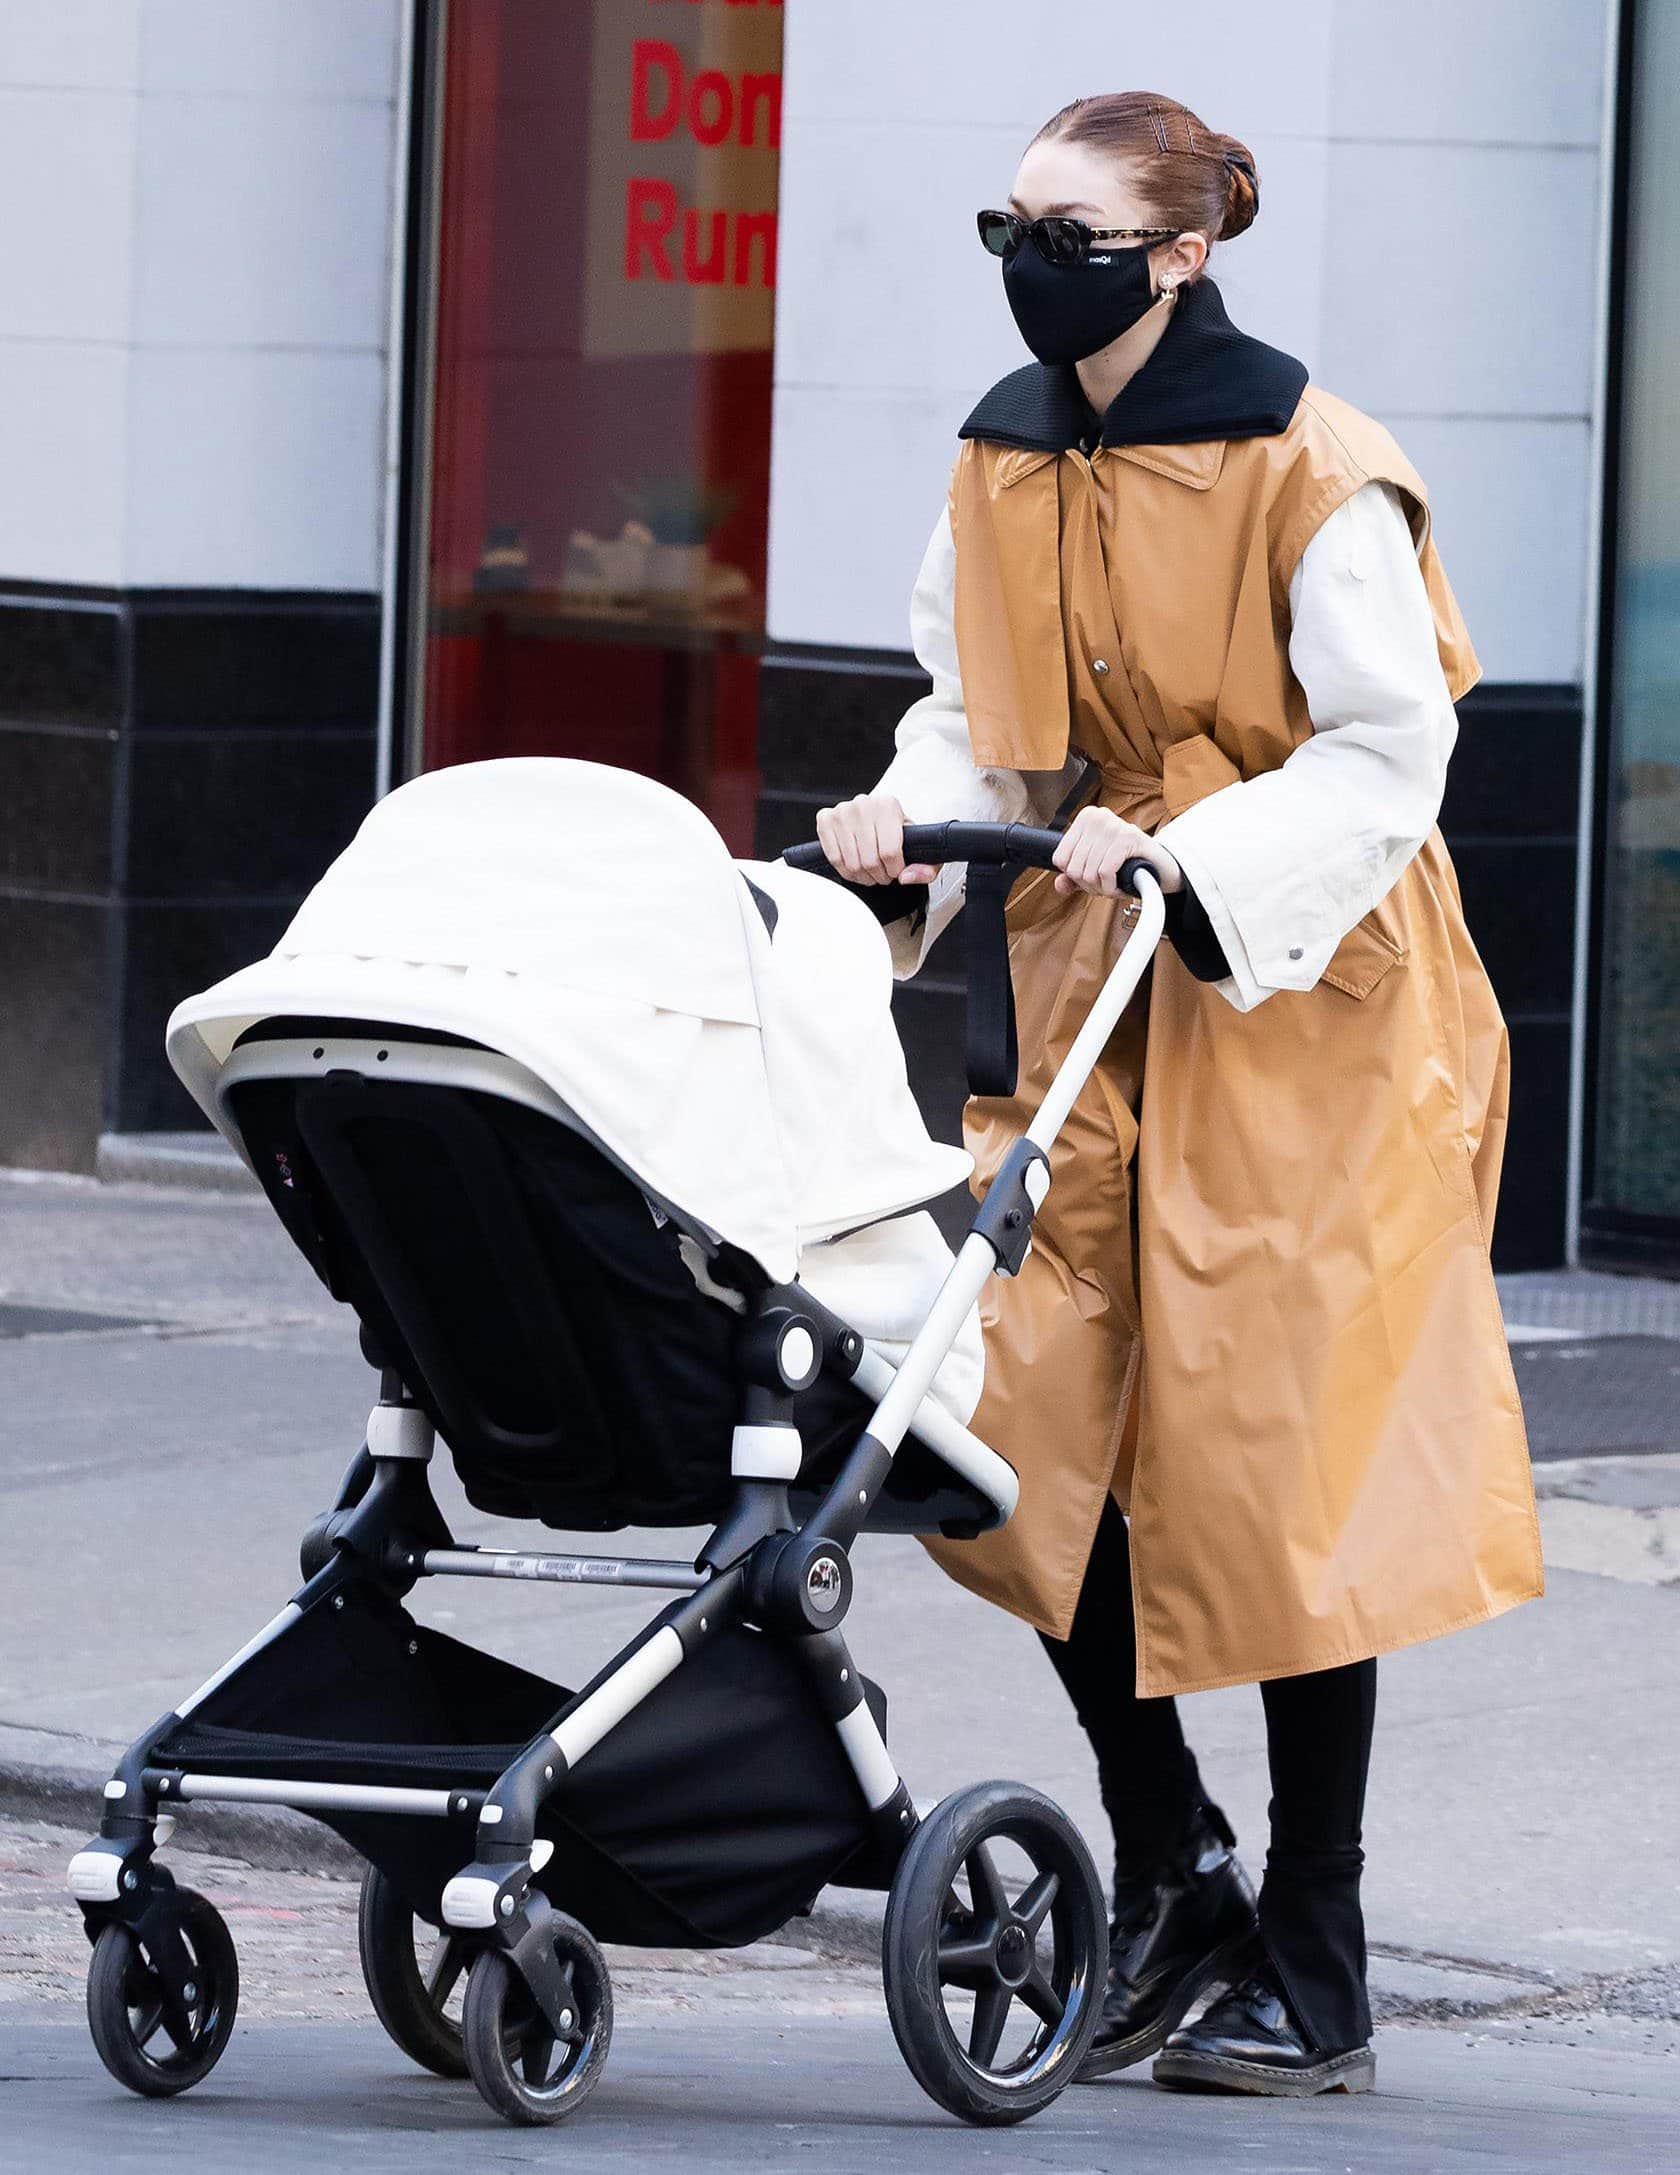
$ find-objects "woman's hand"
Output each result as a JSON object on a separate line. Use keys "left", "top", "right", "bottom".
{"left": 1052, "top": 806, "right": 1183, "bottom": 897}
{"left": 814, "top": 794, "right": 940, "bottom": 885}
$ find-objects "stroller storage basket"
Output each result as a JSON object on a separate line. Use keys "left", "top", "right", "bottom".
{"left": 150, "top": 1585, "right": 887, "bottom": 1949}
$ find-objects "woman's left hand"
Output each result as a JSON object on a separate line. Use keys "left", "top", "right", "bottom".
{"left": 1052, "top": 807, "right": 1184, "bottom": 897}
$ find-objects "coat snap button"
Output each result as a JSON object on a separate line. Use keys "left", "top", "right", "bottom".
{"left": 1288, "top": 945, "right": 1304, "bottom": 961}
{"left": 1091, "top": 657, "right": 1110, "bottom": 675}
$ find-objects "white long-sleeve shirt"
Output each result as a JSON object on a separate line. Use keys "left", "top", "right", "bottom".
{"left": 873, "top": 479, "right": 1458, "bottom": 1010}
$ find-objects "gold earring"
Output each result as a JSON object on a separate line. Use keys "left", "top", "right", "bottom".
{"left": 1158, "top": 280, "right": 1178, "bottom": 302}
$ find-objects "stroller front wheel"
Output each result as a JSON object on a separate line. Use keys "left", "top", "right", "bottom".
{"left": 882, "top": 1780, "right": 1105, "bottom": 2125}
{"left": 461, "top": 1908, "right": 612, "bottom": 2126}
{"left": 86, "top": 1888, "right": 239, "bottom": 2098}
{"left": 357, "top": 1865, "right": 471, "bottom": 2078}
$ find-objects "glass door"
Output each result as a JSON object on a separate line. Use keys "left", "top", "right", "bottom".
{"left": 1593, "top": 0, "right": 1680, "bottom": 1249}
{"left": 406, "top": 0, "right": 783, "bottom": 849}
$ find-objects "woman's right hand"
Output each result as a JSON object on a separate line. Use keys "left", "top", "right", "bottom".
{"left": 814, "top": 793, "right": 939, "bottom": 885}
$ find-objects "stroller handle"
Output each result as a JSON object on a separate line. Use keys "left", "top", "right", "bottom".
{"left": 780, "top": 824, "right": 1162, "bottom": 1106}
{"left": 782, "top": 824, "right": 1159, "bottom": 898}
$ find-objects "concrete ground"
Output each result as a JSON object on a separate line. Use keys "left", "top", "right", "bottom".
{"left": 5, "top": 2014, "right": 1677, "bottom": 2174}
{"left": 1, "top": 1167, "right": 1677, "bottom": 2165}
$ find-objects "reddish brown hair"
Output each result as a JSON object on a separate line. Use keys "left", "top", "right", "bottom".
{"left": 1032, "top": 92, "right": 1259, "bottom": 252}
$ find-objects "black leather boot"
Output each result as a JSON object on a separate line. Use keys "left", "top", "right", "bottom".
{"left": 1153, "top": 1964, "right": 1376, "bottom": 2095}
{"left": 1075, "top": 1803, "right": 1260, "bottom": 2081}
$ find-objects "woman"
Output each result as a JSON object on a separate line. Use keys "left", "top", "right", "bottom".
{"left": 817, "top": 92, "right": 1541, "bottom": 2098}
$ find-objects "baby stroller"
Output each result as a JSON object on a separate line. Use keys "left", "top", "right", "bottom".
{"left": 66, "top": 759, "right": 1165, "bottom": 2130}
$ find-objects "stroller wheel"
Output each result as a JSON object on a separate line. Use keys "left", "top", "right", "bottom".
{"left": 357, "top": 1865, "right": 471, "bottom": 2078}
{"left": 882, "top": 1780, "right": 1105, "bottom": 2126}
{"left": 461, "top": 1907, "right": 612, "bottom": 2127}
{"left": 86, "top": 1888, "right": 239, "bottom": 2098}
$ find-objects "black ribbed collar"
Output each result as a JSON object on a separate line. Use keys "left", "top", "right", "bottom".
{"left": 959, "top": 276, "right": 1307, "bottom": 453}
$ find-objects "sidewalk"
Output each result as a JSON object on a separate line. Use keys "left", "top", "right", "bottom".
{"left": 2, "top": 1166, "right": 1677, "bottom": 2046}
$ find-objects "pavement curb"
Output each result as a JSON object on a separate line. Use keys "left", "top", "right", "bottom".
{"left": 0, "top": 1723, "right": 359, "bottom": 1874}
{"left": 1, "top": 1736, "right": 1568, "bottom": 2010}
{"left": 3, "top": 1731, "right": 1626, "bottom": 2023}
{"left": 0, "top": 1724, "right": 883, "bottom": 1947}
{"left": 94, "top": 1131, "right": 257, "bottom": 1195}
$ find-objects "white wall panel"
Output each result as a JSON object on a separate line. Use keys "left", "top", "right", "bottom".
{"left": 1319, "top": 141, "right": 1599, "bottom": 418}
{"left": 0, "top": 342, "right": 129, "bottom": 585}
{"left": 780, "top": 0, "right": 1337, "bottom": 138}
{"left": 137, "top": 0, "right": 399, "bottom": 101}
{"left": 772, "top": 118, "right": 1034, "bottom": 398}
{"left": 1398, "top": 416, "right": 1592, "bottom": 683}
{"left": 0, "top": 89, "right": 138, "bottom": 343}
{"left": 132, "top": 90, "right": 392, "bottom": 352}
{"left": 124, "top": 348, "right": 385, "bottom": 590}
{"left": 0, "top": 0, "right": 140, "bottom": 89}
{"left": 1330, "top": 0, "right": 1607, "bottom": 146}
{"left": 0, "top": 0, "right": 399, "bottom": 590}
{"left": 767, "top": 385, "right": 969, "bottom": 651}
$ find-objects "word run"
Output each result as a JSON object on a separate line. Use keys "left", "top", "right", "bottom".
{"left": 625, "top": 182, "right": 776, "bottom": 288}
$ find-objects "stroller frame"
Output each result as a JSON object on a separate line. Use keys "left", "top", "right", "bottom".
{"left": 68, "top": 826, "right": 1165, "bottom": 2129}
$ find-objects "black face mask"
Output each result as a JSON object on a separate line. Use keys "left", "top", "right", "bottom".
{"left": 1001, "top": 240, "right": 1159, "bottom": 366}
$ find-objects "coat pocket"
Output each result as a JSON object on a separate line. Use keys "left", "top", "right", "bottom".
{"left": 1319, "top": 888, "right": 1409, "bottom": 999}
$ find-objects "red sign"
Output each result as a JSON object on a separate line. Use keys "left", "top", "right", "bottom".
{"left": 585, "top": 0, "right": 781, "bottom": 353}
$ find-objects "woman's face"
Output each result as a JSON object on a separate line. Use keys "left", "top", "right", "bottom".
{"left": 1009, "top": 137, "right": 1207, "bottom": 290}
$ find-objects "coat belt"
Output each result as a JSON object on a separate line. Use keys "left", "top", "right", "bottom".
{"left": 1090, "top": 739, "right": 1245, "bottom": 831}
{"left": 1093, "top": 761, "right": 1168, "bottom": 834}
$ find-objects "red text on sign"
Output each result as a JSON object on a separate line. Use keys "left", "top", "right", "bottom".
{"left": 625, "top": 179, "right": 776, "bottom": 286}
{"left": 630, "top": 40, "right": 781, "bottom": 149}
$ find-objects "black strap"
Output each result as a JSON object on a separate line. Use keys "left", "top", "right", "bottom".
{"left": 963, "top": 856, "right": 1226, "bottom": 1097}
{"left": 964, "top": 862, "right": 1020, "bottom": 1098}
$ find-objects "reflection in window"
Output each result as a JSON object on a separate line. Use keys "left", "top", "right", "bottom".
{"left": 1598, "top": 0, "right": 1680, "bottom": 1219}
{"left": 416, "top": 0, "right": 782, "bottom": 849}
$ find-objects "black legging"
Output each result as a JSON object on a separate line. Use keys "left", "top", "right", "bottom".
{"left": 1038, "top": 1497, "right": 1377, "bottom": 2052}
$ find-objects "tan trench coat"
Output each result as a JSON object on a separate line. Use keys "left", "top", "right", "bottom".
{"left": 920, "top": 386, "right": 1544, "bottom": 1696}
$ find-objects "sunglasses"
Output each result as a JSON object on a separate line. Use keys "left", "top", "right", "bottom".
{"left": 977, "top": 209, "right": 1179, "bottom": 266}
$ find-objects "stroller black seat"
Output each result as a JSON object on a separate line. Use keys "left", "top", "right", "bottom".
{"left": 223, "top": 1017, "right": 1003, "bottom": 1541}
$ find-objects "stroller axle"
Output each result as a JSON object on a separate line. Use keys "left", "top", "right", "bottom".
{"left": 417, "top": 1546, "right": 707, "bottom": 1592}
{"left": 146, "top": 1771, "right": 482, "bottom": 1821}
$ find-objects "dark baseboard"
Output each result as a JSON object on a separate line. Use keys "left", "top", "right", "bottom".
{"left": 0, "top": 583, "right": 379, "bottom": 1168}
{"left": 1578, "top": 1210, "right": 1680, "bottom": 1280}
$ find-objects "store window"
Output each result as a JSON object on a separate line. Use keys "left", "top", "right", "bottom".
{"left": 1595, "top": 0, "right": 1680, "bottom": 1235}
{"left": 407, "top": 0, "right": 782, "bottom": 849}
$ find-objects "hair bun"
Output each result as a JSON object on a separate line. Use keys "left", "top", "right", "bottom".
{"left": 1215, "top": 135, "right": 1259, "bottom": 239}
{"left": 1033, "top": 96, "right": 1261, "bottom": 248}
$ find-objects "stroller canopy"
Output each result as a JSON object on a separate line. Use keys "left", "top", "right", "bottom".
{"left": 166, "top": 760, "right": 971, "bottom": 1282}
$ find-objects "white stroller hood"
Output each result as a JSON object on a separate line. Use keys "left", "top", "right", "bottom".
{"left": 166, "top": 759, "right": 973, "bottom": 1293}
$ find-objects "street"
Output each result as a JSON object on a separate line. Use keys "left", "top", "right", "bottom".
{"left": 1, "top": 1168, "right": 1678, "bottom": 2167}
{"left": 7, "top": 2018, "right": 1678, "bottom": 2175}
{"left": 3, "top": 1810, "right": 1677, "bottom": 2173}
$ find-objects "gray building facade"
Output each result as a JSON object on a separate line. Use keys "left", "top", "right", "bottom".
{"left": 1, "top": 1, "right": 1671, "bottom": 1275}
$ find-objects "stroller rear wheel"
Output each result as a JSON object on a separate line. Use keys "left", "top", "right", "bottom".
{"left": 86, "top": 1887, "right": 239, "bottom": 2097}
{"left": 882, "top": 1780, "right": 1105, "bottom": 2125}
{"left": 461, "top": 1907, "right": 612, "bottom": 2126}
{"left": 357, "top": 1865, "right": 471, "bottom": 2078}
